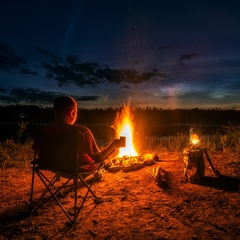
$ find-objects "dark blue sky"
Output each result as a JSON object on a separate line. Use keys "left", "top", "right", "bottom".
{"left": 1, "top": 0, "right": 240, "bottom": 109}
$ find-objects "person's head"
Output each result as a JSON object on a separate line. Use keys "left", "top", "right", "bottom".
{"left": 53, "top": 96, "right": 78, "bottom": 124}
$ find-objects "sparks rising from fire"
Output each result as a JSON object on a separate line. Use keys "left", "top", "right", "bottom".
{"left": 115, "top": 106, "right": 138, "bottom": 157}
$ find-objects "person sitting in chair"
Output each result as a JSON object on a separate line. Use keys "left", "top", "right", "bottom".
{"left": 32, "top": 95, "right": 123, "bottom": 172}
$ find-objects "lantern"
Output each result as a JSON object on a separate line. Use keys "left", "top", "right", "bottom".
{"left": 183, "top": 129, "right": 205, "bottom": 183}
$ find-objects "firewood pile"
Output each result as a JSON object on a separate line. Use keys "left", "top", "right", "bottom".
{"left": 106, "top": 154, "right": 159, "bottom": 172}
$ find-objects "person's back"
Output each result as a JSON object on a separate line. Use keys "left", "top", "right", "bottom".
{"left": 35, "top": 123, "right": 101, "bottom": 171}
{"left": 32, "top": 95, "right": 124, "bottom": 171}
{"left": 35, "top": 125, "right": 80, "bottom": 172}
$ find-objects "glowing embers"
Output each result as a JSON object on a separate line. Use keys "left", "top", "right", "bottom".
{"left": 109, "top": 154, "right": 158, "bottom": 172}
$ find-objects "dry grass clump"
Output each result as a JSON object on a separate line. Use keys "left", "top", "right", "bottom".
{"left": 0, "top": 122, "right": 33, "bottom": 169}
{"left": 0, "top": 139, "right": 32, "bottom": 168}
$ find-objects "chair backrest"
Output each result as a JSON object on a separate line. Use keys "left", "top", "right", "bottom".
{"left": 37, "top": 128, "right": 80, "bottom": 173}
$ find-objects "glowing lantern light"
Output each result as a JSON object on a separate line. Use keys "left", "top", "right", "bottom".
{"left": 191, "top": 133, "right": 200, "bottom": 146}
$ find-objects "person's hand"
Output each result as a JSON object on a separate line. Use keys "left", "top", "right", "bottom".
{"left": 114, "top": 139, "right": 121, "bottom": 148}
{"left": 114, "top": 137, "right": 126, "bottom": 148}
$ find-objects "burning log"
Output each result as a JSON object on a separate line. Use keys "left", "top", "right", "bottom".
{"left": 122, "top": 162, "right": 143, "bottom": 172}
{"left": 143, "top": 154, "right": 159, "bottom": 165}
{"left": 108, "top": 154, "right": 158, "bottom": 172}
{"left": 108, "top": 165, "right": 122, "bottom": 172}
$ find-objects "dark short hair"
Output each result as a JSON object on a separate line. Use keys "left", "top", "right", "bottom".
{"left": 54, "top": 96, "right": 77, "bottom": 115}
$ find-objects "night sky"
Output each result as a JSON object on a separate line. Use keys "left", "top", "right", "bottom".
{"left": 1, "top": 0, "right": 240, "bottom": 109}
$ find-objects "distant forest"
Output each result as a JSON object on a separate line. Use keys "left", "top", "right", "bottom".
{"left": 1, "top": 105, "right": 240, "bottom": 140}
{"left": 0, "top": 105, "right": 240, "bottom": 125}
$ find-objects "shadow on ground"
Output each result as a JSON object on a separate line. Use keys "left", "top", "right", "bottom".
{"left": 199, "top": 175, "right": 240, "bottom": 191}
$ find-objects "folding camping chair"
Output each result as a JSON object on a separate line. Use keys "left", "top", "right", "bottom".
{"left": 29, "top": 128, "right": 103, "bottom": 223}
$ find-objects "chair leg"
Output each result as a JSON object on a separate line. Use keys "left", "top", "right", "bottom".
{"left": 74, "top": 163, "right": 104, "bottom": 219}
{"left": 72, "top": 175, "right": 78, "bottom": 222}
{"left": 78, "top": 174, "right": 101, "bottom": 201}
{"left": 31, "top": 172, "right": 61, "bottom": 212}
{"left": 31, "top": 169, "right": 76, "bottom": 223}
{"left": 30, "top": 164, "right": 103, "bottom": 223}
{"left": 29, "top": 166, "right": 36, "bottom": 211}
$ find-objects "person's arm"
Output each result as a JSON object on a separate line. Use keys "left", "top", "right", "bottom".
{"left": 83, "top": 128, "right": 122, "bottom": 162}
{"left": 93, "top": 139, "right": 121, "bottom": 162}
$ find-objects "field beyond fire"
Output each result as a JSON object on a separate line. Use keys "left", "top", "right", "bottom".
{"left": 0, "top": 151, "right": 239, "bottom": 240}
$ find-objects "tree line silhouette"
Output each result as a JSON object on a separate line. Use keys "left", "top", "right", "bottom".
{"left": 0, "top": 105, "right": 240, "bottom": 140}
{"left": 0, "top": 105, "right": 239, "bottom": 125}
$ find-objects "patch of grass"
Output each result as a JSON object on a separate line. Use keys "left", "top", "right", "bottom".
{"left": 139, "top": 133, "right": 189, "bottom": 154}
{"left": 0, "top": 139, "right": 33, "bottom": 168}
{"left": 140, "top": 124, "right": 240, "bottom": 163}
{"left": 0, "top": 122, "right": 33, "bottom": 169}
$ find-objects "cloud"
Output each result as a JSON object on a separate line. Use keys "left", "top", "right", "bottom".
{"left": 0, "top": 87, "right": 101, "bottom": 105}
{"left": 36, "top": 47, "right": 61, "bottom": 62}
{"left": 75, "top": 96, "right": 99, "bottom": 101}
{"left": 178, "top": 52, "right": 201, "bottom": 65}
{"left": 0, "top": 95, "right": 19, "bottom": 104}
{"left": 40, "top": 52, "right": 168, "bottom": 87}
{"left": 10, "top": 88, "right": 58, "bottom": 104}
{"left": 157, "top": 44, "right": 178, "bottom": 51}
{"left": 0, "top": 87, "right": 7, "bottom": 93}
{"left": 20, "top": 67, "right": 38, "bottom": 75}
{"left": 2, "top": 44, "right": 239, "bottom": 109}
{"left": 0, "top": 43, "right": 26, "bottom": 72}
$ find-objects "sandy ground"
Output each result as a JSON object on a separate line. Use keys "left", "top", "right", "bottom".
{"left": 0, "top": 151, "right": 239, "bottom": 240}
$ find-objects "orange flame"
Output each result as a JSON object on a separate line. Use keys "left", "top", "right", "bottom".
{"left": 191, "top": 134, "right": 200, "bottom": 145}
{"left": 115, "top": 106, "right": 138, "bottom": 157}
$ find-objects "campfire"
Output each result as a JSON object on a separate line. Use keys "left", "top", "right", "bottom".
{"left": 107, "top": 106, "right": 158, "bottom": 172}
